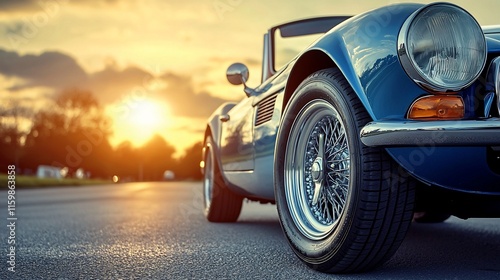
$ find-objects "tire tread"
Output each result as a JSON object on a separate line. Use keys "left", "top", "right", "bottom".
{"left": 204, "top": 136, "right": 243, "bottom": 223}
{"left": 276, "top": 68, "right": 416, "bottom": 273}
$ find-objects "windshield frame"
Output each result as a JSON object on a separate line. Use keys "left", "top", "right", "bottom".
{"left": 268, "top": 16, "right": 352, "bottom": 74}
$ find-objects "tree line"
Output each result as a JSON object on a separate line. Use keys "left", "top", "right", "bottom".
{"left": 0, "top": 89, "right": 202, "bottom": 181}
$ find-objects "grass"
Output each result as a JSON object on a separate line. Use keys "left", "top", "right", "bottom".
{"left": 0, "top": 174, "right": 112, "bottom": 189}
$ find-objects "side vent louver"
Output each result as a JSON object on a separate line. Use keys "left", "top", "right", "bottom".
{"left": 255, "top": 95, "right": 277, "bottom": 126}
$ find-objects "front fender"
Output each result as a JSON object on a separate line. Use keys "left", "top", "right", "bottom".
{"left": 205, "top": 102, "right": 237, "bottom": 148}
{"left": 286, "top": 3, "right": 425, "bottom": 121}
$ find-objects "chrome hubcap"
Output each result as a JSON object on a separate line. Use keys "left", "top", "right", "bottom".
{"left": 311, "top": 133, "right": 325, "bottom": 206}
{"left": 284, "top": 100, "right": 351, "bottom": 240}
{"left": 311, "top": 159, "right": 323, "bottom": 182}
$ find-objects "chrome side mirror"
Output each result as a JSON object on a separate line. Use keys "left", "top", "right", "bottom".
{"left": 226, "top": 63, "right": 255, "bottom": 97}
{"left": 226, "top": 63, "right": 249, "bottom": 85}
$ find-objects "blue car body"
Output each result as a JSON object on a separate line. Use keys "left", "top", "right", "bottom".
{"left": 206, "top": 3, "right": 500, "bottom": 209}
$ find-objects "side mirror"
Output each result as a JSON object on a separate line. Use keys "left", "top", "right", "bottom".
{"left": 226, "top": 63, "right": 249, "bottom": 85}
{"left": 226, "top": 63, "right": 255, "bottom": 97}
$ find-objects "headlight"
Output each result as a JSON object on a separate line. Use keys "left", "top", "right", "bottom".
{"left": 398, "top": 3, "right": 487, "bottom": 92}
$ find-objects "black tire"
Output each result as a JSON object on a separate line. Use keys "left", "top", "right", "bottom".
{"left": 203, "top": 135, "right": 243, "bottom": 222}
{"left": 413, "top": 212, "right": 451, "bottom": 223}
{"left": 274, "top": 68, "right": 416, "bottom": 273}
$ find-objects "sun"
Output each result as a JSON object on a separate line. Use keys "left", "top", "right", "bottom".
{"left": 109, "top": 97, "right": 170, "bottom": 147}
{"left": 129, "top": 99, "right": 162, "bottom": 127}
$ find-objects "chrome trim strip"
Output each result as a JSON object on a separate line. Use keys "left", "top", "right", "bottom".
{"left": 495, "top": 58, "right": 500, "bottom": 117}
{"left": 360, "top": 119, "right": 500, "bottom": 147}
{"left": 261, "top": 33, "right": 274, "bottom": 83}
{"left": 484, "top": 92, "right": 495, "bottom": 118}
{"left": 482, "top": 25, "right": 500, "bottom": 34}
{"left": 498, "top": 68, "right": 500, "bottom": 118}
{"left": 486, "top": 57, "right": 500, "bottom": 117}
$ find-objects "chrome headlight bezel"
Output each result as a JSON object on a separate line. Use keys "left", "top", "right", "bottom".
{"left": 398, "top": 3, "right": 487, "bottom": 92}
{"left": 486, "top": 57, "right": 500, "bottom": 117}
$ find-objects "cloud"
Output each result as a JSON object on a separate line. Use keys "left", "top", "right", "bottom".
{"left": 0, "top": 0, "right": 121, "bottom": 14}
{"left": 159, "top": 72, "right": 232, "bottom": 118}
{"left": 0, "top": 48, "right": 232, "bottom": 120}
{"left": 0, "top": 0, "right": 39, "bottom": 13}
{"left": 0, "top": 49, "right": 88, "bottom": 90}
{"left": 0, "top": 48, "right": 154, "bottom": 103}
{"left": 87, "top": 65, "right": 153, "bottom": 104}
{"left": 178, "top": 126, "right": 205, "bottom": 134}
{"left": 88, "top": 67, "right": 234, "bottom": 120}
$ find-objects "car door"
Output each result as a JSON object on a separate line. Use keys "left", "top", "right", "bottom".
{"left": 219, "top": 96, "right": 255, "bottom": 171}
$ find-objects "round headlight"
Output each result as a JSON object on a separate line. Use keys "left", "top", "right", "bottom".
{"left": 398, "top": 3, "right": 487, "bottom": 92}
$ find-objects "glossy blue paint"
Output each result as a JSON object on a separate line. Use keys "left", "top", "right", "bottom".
{"left": 208, "top": 3, "right": 500, "bottom": 200}
{"left": 287, "top": 3, "right": 426, "bottom": 121}
{"left": 386, "top": 147, "right": 500, "bottom": 194}
{"left": 220, "top": 97, "right": 255, "bottom": 171}
{"left": 206, "top": 102, "right": 236, "bottom": 147}
{"left": 207, "top": 59, "right": 291, "bottom": 197}
{"left": 218, "top": 92, "right": 284, "bottom": 200}
{"left": 296, "top": 4, "right": 500, "bottom": 194}
{"left": 486, "top": 35, "right": 500, "bottom": 52}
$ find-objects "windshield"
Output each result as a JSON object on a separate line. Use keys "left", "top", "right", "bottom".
{"left": 272, "top": 17, "right": 350, "bottom": 71}
{"left": 274, "top": 31, "right": 323, "bottom": 71}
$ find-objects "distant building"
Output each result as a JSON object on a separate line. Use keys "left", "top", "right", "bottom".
{"left": 163, "top": 170, "right": 175, "bottom": 181}
{"left": 36, "top": 165, "right": 65, "bottom": 179}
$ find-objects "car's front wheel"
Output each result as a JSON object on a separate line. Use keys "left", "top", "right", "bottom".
{"left": 274, "top": 68, "right": 416, "bottom": 273}
{"left": 203, "top": 135, "right": 243, "bottom": 222}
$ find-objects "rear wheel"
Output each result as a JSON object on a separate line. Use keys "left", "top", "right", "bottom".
{"left": 203, "top": 135, "right": 243, "bottom": 222}
{"left": 274, "top": 68, "right": 416, "bottom": 273}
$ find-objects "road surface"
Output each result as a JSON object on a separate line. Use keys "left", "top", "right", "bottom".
{"left": 1, "top": 182, "right": 499, "bottom": 279}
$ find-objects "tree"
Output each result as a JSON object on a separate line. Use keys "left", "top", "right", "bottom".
{"left": 137, "top": 134, "right": 176, "bottom": 181}
{"left": 23, "top": 89, "right": 114, "bottom": 178}
{"left": 113, "top": 141, "right": 141, "bottom": 181}
{"left": 0, "top": 100, "right": 34, "bottom": 170}
{"left": 174, "top": 141, "right": 203, "bottom": 180}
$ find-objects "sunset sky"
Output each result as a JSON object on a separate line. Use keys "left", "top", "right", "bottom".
{"left": 1, "top": 0, "right": 499, "bottom": 156}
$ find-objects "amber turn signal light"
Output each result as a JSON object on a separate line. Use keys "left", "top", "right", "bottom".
{"left": 408, "top": 95, "right": 464, "bottom": 120}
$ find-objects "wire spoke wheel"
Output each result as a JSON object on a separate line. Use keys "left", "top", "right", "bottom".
{"left": 284, "top": 100, "right": 350, "bottom": 240}
{"left": 274, "top": 68, "right": 415, "bottom": 273}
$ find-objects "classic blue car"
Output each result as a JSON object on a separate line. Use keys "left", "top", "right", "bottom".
{"left": 201, "top": 2, "right": 500, "bottom": 273}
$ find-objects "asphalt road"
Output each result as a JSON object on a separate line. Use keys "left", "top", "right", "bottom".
{"left": 0, "top": 182, "right": 499, "bottom": 279}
